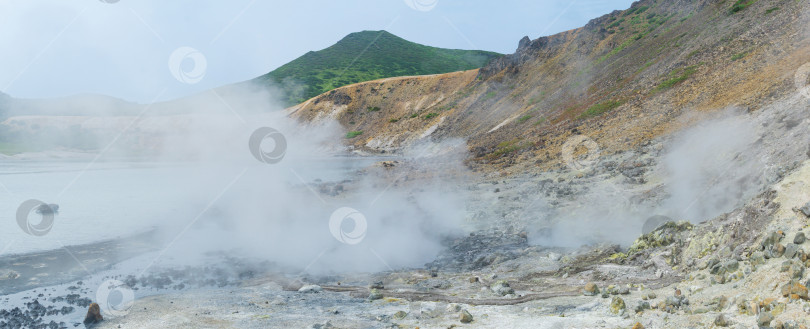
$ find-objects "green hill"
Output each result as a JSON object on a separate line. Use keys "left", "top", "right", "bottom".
{"left": 252, "top": 30, "right": 501, "bottom": 106}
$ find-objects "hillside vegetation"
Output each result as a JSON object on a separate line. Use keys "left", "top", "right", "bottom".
{"left": 253, "top": 30, "right": 500, "bottom": 106}
{"left": 291, "top": 0, "right": 810, "bottom": 173}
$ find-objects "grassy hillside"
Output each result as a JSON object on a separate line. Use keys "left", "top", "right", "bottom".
{"left": 253, "top": 30, "right": 501, "bottom": 105}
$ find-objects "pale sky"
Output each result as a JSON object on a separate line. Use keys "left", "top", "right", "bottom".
{"left": 0, "top": 0, "right": 635, "bottom": 103}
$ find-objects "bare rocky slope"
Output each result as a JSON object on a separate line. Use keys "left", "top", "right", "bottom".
{"left": 290, "top": 0, "right": 810, "bottom": 173}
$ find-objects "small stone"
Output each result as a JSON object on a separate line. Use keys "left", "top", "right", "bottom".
{"left": 490, "top": 281, "right": 514, "bottom": 296}
{"left": 714, "top": 313, "right": 729, "bottom": 327}
{"left": 750, "top": 251, "right": 766, "bottom": 265}
{"left": 757, "top": 311, "right": 774, "bottom": 327}
{"left": 604, "top": 284, "right": 615, "bottom": 295}
{"left": 618, "top": 286, "right": 630, "bottom": 295}
{"left": 795, "top": 232, "right": 807, "bottom": 245}
{"left": 368, "top": 289, "right": 384, "bottom": 300}
{"left": 459, "top": 309, "right": 473, "bottom": 323}
{"left": 610, "top": 296, "right": 626, "bottom": 315}
{"left": 666, "top": 296, "right": 681, "bottom": 307}
{"left": 704, "top": 258, "right": 720, "bottom": 270}
{"left": 583, "top": 282, "right": 599, "bottom": 296}
{"left": 790, "top": 264, "right": 805, "bottom": 279}
{"left": 298, "top": 285, "right": 323, "bottom": 293}
{"left": 446, "top": 303, "right": 462, "bottom": 313}
{"left": 723, "top": 259, "right": 739, "bottom": 272}
{"left": 785, "top": 243, "right": 800, "bottom": 259}
{"left": 774, "top": 243, "right": 786, "bottom": 258}
{"left": 469, "top": 277, "right": 479, "bottom": 283}
{"left": 781, "top": 281, "right": 809, "bottom": 300}
{"left": 369, "top": 281, "right": 384, "bottom": 290}
{"left": 635, "top": 301, "right": 651, "bottom": 313}
{"left": 631, "top": 322, "right": 644, "bottom": 329}
{"left": 393, "top": 311, "right": 407, "bottom": 320}
{"left": 799, "top": 202, "right": 810, "bottom": 217}
{"left": 762, "top": 231, "right": 784, "bottom": 249}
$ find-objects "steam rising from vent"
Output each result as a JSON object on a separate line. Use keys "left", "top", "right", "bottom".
{"left": 131, "top": 87, "right": 468, "bottom": 274}
{"left": 1, "top": 84, "right": 469, "bottom": 274}
{"left": 659, "top": 112, "right": 764, "bottom": 223}
{"left": 532, "top": 111, "right": 766, "bottom": 248}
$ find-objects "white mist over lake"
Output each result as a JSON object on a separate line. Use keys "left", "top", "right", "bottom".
{"left": 0, "top": 157, "right": 383, "bottom": 256}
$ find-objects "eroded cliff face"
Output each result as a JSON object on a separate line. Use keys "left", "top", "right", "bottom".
{"left": 290, "top": 0, "right": 810, "bottom": 174}
{"left": 287, "top": 71, "right": 479, "bottom": 153}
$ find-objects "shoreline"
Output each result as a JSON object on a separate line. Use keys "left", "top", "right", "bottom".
{"left": 0, "top": 229, "right": 159, "bottom": 295}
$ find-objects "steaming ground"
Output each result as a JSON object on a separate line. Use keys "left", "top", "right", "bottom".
{"left": 3, "top": 92, "right": 810, "bottom": 327}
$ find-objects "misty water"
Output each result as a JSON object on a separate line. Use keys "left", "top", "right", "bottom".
{"left": 0, "top": 157, "right": 384, "bottom": 256}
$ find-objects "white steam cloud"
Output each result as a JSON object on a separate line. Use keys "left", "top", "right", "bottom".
{"left": 1, "top": 84, "right": 469, "bottom": 274}
{"left": 532, "top": 110, "right": 766, "bottom": 248}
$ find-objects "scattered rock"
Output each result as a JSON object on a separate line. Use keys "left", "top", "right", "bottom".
{"left": 368, "top": 289, "right": 384, "bottom": 300}
{"left": 789, "top": 263, "right": 805, "bottom": 279}
{"left": 459, "top": 309, "right": 473, "bottom": 323}
{"left": 780, "top": 281, "right": 809, "bottom": 300}
{"left": 762, "top": 231, "right": 785, "bottom": 250}
{"left": 583, "top": 282, "right": 599, "bottom": 296}
{"left": 446, "top": 303, "right": 462, "bottom": 313}
{"left": 750, "top": 252, "right": 766, "bottom": 265}
{"left": 628, "top": 221, "right": 693, "bottom": 254}
{"left": 610, "top": 296, "right": 626, "bottom": 315}
{"left": 795, "top": 232, "right": 807, "bottom": 245}
{"left": 635, "top": 301, "right": 651, "bottom": 313}
{"left": 631, "top": 322, "right": 644, "bottom": 329}
{"left": 369, "top": 281, "right": 384, "bottom": 290}
{"left": 774, "top": 243, "right": 786, "bottom": 258}
{"left": 311, "top": 320, "right": 333, "bottom": 329}
{"left": 723, "top": 259, "right": 739, "bottom": 272}
{"left": 490, "top": 280, "right": 514, "bottom": 296}
{"left": 799, "top": 202, "right": 810, "bottom": 217}
{"left": 393, "top": 310, "right": 407, "bottom": 320}
{"left": 714, "top": 313, "right": 729, "bottom": 327}
{"left": 757, "top": 311, "right": 774, "bottom": 327}
{"left": 785, "top": 243, "right": 800, "bottom": 259}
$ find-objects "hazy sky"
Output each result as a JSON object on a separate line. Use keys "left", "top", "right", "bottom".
{"left": 0, "top": 0, "right": 635, "bottom": 103}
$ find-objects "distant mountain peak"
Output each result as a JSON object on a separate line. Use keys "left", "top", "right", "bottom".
{"left": 252, "top": 30, "right": 501, "bottom": 106}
